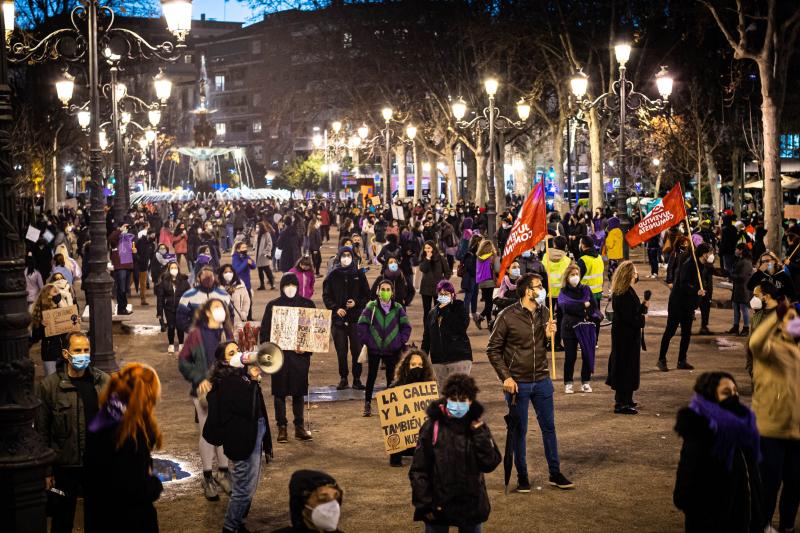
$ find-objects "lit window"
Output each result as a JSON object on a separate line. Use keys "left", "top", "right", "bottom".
{"left": 780, "top": 134, "right": 799, "bottom": 159}
{"left": 253, "top": 120, "right": 262, "bottom": 133}
{"left": 214, "top": 75, "right": 225, "bottom": 91}
{"left": 215, "top": 123, "right": 226, "bottom": 136}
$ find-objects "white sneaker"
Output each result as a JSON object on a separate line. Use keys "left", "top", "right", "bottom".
{"left": 178, "top": 344, "right": 184, "bottom": 352}
{"left": 167, "top": 345, "right": 175, "bottom": 354}
{"left": 565, "top": 383, "right": 574, "bottom": 394}
{"left": 581, "top": 383, "right": 593, "bottom": 393}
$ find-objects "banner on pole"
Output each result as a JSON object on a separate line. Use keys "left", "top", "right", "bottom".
{"left": 625, "top": 183, "right": 687, "bottom": 248}
{"left": 497, "top": 180, "right": 548, "bottom": 287}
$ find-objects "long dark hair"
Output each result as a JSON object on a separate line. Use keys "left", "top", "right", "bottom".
{"left": 393, "top": 349, "right": 436, "bottom": 385}
{"left": 693, "top": 371, "right": 736, "bottom": 403}
{"left": 420, "top": 240, "right": 441, "bottom": 261}
{"left": 218, "top": 263, "right": 240, "bottom": 286}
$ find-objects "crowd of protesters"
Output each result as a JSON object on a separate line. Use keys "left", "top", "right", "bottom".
{"left": 26, "top": 192, "right": 800, "bottom": 532}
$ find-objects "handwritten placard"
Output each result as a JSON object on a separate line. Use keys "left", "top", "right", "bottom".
{"left": 376, "top": 381, "right": 439, "bottom": 454}
{"left": 269, "top": 306, "right": 332, "bottom": 353}
{"left": 42, "top": 305, "right": 81, "bottom": 337}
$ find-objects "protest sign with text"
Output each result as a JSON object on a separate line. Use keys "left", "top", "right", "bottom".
{"left": 42, "top": 305, "right": 81, "bottom": 337}
{"left": 376, "top": 381, "right": 439, "bottom": 454}
{"left": 269, "top": 306, "right": 332, "bottom": 352}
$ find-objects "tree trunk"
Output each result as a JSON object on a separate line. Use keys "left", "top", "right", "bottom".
{"left": 381, "top": 148, "right": 391, "bottom": 204}
{"left": 395, "top": 143, "right": 407, "bottom": 200}
{"left": 731, "top": 146, "right": 742, "bottom": 218}
{"left": 494, "top": 132, "right": 506, "bottom": 216}
{"left": 413, "top": 142, "right": 422, "bottom": 202}
{"left": 464, "top": 147, "right": 477, "bottom": 203}
{"left": 551, "top": 121, "right": 565, "bottom": 213}
{"left": 759, "top": 64, "right": 782, "bottom": 253}
{"left": 445, "top": 143, "right": 458, "bottom": 205}
{"left": 588, "top": 108, "right": 603, "bottom": 213}
{"left": 705, "top": 144, "right": 720, "bottom": 215}
{"left": 475, "top": 134, "right": 486, "bottom": 206}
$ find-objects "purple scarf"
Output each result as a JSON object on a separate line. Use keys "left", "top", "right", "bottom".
{"left": 89, "top": 393, "right": 127, "bottom": 434}
{"left": 689, "top": 394, "right": 761, "bottom": 470}
{"left": 557, "top": 284, "right": 591, "bottom": 307}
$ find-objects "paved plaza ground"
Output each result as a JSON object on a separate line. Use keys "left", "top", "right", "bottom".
{"left": 35, "top": 230, "right": 792, "bottom": 533}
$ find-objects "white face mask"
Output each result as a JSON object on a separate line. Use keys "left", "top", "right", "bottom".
{"left": 340, "top": 256, "right": 352, "bottom": 267}
{"left": 211, "top": 307, "right": 227, "bottom": 323}
{"left": 706, "top": 253, "right": 715, "bottom": 264}
{"left": 750, "top": 296, "right": 763, "bottom": 310}
{"left": 283, "top": 285, "right": 298, "bottom": 298}
{"left": 169, "top": 268, "right": 179, "bottom": 277}
{"left": 308, "top": 500, "right": 340, "bottom": 532}
{"left": 223, "top": 272, "right": 234, "bottom": 282}
{"left": 568, "top": 275, "right": 581, "bottom": 287}
{"left": 534, "top": 288, "right": 546, "bottom": 306}
{"left": 510, "top": 268, "right": 521, "bottom": 278}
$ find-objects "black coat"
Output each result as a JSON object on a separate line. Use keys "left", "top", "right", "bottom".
{"left": 673, "top": 408, "right": 764, "bottom": 533}
{"left": 419, "top": 254, "right": 451, "bottom": 297}
{"left": 409, "top": 400, "right": 501, "bottom": 527}
{"left": 204, "top": 365, "right": 272, "bottom": 462}
{"left": 322, "top": 266, "right": 370, "bottom": 326}
{"left": 606, "top": 287, "right": 645, "bottom": 392}
{"left": 421, "top": 299, "right": 472, "bottom": 364}
{"left": 135, "top": 236, "right": 155, "bottom": 270}
{"left": 669, "top": 257, "right": 703, "bottom": 314}
{"left": 370, "top": 270, "right": 410, "bottom": 307}
{"left": 31, "top": 326, "right": 67, "bottom": 362}
{"left": 84, "top": 428, "right": 162, "bottom": 533}
{"left": 276, "top": 226, "right": 302, "bottom": 272}
{"left": 260, "top": 294, "right": 316, "bottom": 398}
{"left": 155, "top": 274, "right": 191, "bottom": 325}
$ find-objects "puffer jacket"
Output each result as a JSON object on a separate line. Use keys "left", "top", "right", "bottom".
{"left": 421, "top": 299, "right": 472, "bottom": 364}
{"left": 409, "top": 400, "right": 501, "bottom": 527}
{"left": 487, "top": 301, "right": 550, "bottom": 382}
{"left": 155, "top": 274, "right": 191, "bottom": 326}
{"left": 748, "top": 312, "right": 800, "bottom": 439}
{"left": 35, "top": 367, "right": 110, "bottom": 467}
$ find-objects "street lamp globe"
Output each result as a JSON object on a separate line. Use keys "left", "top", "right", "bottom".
{"left": 55, "top": 72, "right": 75, "bottom": 106}
{"left": 570, "top": 70, "right": 589, "bottom": 99}
{"left": 381, "top": 107, "right": 393, "bottom": 122}
{"left": 358, "top": 124, "right": 369, "bottom": 140}
{"left": 63, "top": 164, "right": 73, "bottom": 174}
{"left": 120, "top": 111, "right": 131, "bottom": 125}
{"left": 3, "top": 1, "right": 15, "bottom": 37}
{"left": 614, "top": 43, "right": 632, "bottom": 66}
{"left": 77, "top": 110, "right": 91, "bottom": 130}
{"left": 321, "top": 163, "right": 329, "bottom": 173}
{"left": 516, "top": 98, "right": 531, "bottom": 121}
{"left": 331, "top": 163, "right": 340, "bottom": 172}
{"left": 652, "top": 158, "right": 661, "bottom": 167}
{"left": 484, "top": 77, "right": 499, "bottom": 97}
{"left": 145, "top": 128, "right": 157, "bottom": 143}
{"left": 99, "top": 130, "right": 109, "bottom": 150}
{"left": 162, "top": 0, "right": 193, "bottom": 42}
{"left": 138, "top": 136, "right": 149, "bottom": 150}
{"left": 153, "top": 70, "right": 172, "bottom": 102}
{"left": 405, "top": 124, "right": 417, "bottom": 140}
{"left": 422, "top": 162, "right": 431, "bottom": 173}
{"left": 331, "top": 120, "right": 342, "bottom": 134}
{"left": 312, "top": 133, "right": 323, "bottom": 148}
{"left": 148, "top": 109, "right": 162, "bottom": 127}
{"left": 655, "top": 66, "right": 674, "bottom": 99}
{"left": 451, "top": 98, "right": 467, "bottom": 121}
{"left": 114, "top": 83, "right": 127, "bottom": 102}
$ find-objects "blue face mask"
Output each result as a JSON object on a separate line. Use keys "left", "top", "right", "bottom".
{"left": 446, "top": 399, "right": 470, "bottom": 419}
{"left": 437, "top": 294, "right": 451, "bottom": 305}
{"left": 70, "top": 353, "right": 91, "bottom": 371}
{"left": 388, "top": 263, "right": 399, "bottom": 272}
{"left": 522, "top": 250, "right": 532, "bottom": 258}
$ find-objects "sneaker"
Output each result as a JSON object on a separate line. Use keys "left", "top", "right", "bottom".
{"left": 738, "top": 327, "right": 750, "bottom": 337}
{"left": 178, "top": 344, "right": 184, "bottom": 352}
{"left": 214, "top": 470, "right": 232, "bottom": 495}
{"left": 201, "top": 476, "right": 220, "bottom": 501}
{"left": 549, "top": 472, "right": 575, "bottom": 490}
{"left": 564, "top": 383, "right": 574, "bottom": 394}
{"left": 362, "top": 401, "right": 372, "bottom": 417}
{"left": 352, "top": 379, "right": 366, "bottom": 391}
{"left": 581, "top": 383, "right": 593, "bottom": 393}
{"left": 336, "top": 378, "right": 349, "bottom": 390}
{"left": 514, "top": 478, "right": 532, "bottom": 493}
{"left": 167, "top": 345, "right": 175, "bottom": 354}
{"left": 657, "top": 361, "right": 669, "bottom": 372}
{"left": 677, "top": 361, "right": 695, "bottom": 370}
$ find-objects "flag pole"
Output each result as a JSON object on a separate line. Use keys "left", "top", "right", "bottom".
{"left": 544, "top": 236, "right": 556, "bottom": 379}
{"left": 680, "top": 186, "right": 705, "bottom": 293}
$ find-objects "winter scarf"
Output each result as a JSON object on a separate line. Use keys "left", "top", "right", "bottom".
{"left": 88, "top": 393, "right": 126, "bottom": 433}
{"left": 688, "top": 394, "right": 761, "bottom": 471}
{"left": 557, "top": 284, "right": 592, "bottom": 307}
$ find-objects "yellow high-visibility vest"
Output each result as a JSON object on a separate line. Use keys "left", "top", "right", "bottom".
{"left": 543, "top": 255, "right": 571, "bottom": 297}
{"left": 580, "top": 254, "right": 605, "bottom": 295}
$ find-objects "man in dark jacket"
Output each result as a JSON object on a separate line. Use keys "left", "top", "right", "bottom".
{"left": 322, "top": 247, "right": 370, "bottom": 390}
{"left": 36, "top": 332, "right": 109, "bottom": 533}
{"left": 718, "top": 216, "right": 738, "bottom": 276}
{"left": 658, "top": 243, "right": 711, "bottom": 371}
{"left": 486, "top": 273, "right": 574, "bottom": 492}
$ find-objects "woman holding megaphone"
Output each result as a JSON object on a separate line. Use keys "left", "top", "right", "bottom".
{"left": 260, "top": 273, "right": 316, "bottom": 444}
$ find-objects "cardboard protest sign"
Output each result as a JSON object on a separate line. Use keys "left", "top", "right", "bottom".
{"left": 371, "top": 195, "right": 381, "bottom": 207}
{"left": 376, "top": 381, "right": 439, "bottom": 454}
{"left": 42, "top": 305, "right": 81, "bottom": 337}
{"left": 269, "top": 306, "right": 332, "bottom": 353}
{"left": 391, "top": 205, "right": 405, "bottom": 220}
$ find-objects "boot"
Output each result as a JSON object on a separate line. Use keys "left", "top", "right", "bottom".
{"left": 336, "top": 378, "right": 349, "bottom": 390}
{"left": 352, "top": 379, "right": 365, "bottom": 390}
{"left": 739, "top": 326, "right": 750, "bottom": 337}
{"left": 362, "top": 401, "right": 372, "bottom": 417}
{"left": 295, "top": 425, "right": 313, "bottom": 441}
{"left": 727, "top": 326, "right": 739, "bottom": 335}
{"left": 277, "top": 425, "right": 288, "bottom": 443}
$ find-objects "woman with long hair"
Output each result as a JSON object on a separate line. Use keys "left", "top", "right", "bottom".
{"left": 387, "top": 349, "right": 436, "bottom": 467}
{"left": 419, "top": 240, "right": 452, "bottom": 332}
{"left": 289, "top": 255, "right": 316, "bottom": 300}
{"left": 558, "top": 263, "right": 598, "bottom": 394}
{"left": 25, "top": 252, "right": 43, "bottom": 306}
{"left": 178, "top": 298, "right": 232, "bottom": 501}
{"left": 606, "top": 260, "right": 647, "bottom": 414}
{"left": 306, "top": 217, "right": 323, "bottom": 275}
{"left": 218, "top": 264, "right": 250, "bottom": 331}
{"left": 85, "top": 363, "right": 164, "bottom": 533}
{"left": 155, "top": 260, "right": 191, "bottom": 354}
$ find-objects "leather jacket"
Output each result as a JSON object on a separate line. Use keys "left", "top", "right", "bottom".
{"left": 487, "top": 301, "right": 550, "bottom": 383}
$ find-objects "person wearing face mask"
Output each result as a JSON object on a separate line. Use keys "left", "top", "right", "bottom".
{"left": 745, "top": 281, "right": 782, "bottom": 378}
{"left": 289, "top": 256, "right": 317, "bottom": 300}
{"left": 323, "top": 247, "right": 370, "bottom": 391}
{"left": 487, "top": 273, "right": 574, "bottom": 491}
{"left": 673, "top": 372, "right": 764, "bottom": 532}
{"left": 421, "top": 280, "right": 472, "bottom": 390}
{"left": 172, "top": 222, "right": 189, "bottom": 270}
{"left": 387, "top": 350, "right": 437, "bottom": 467}
{"left": 36, "top": 332, "right": 109, "bottom": 533}
{"left": 543, "top": 236, "right": 571, "bottom": 350}
{"left": 151, "top": 242, "right": 174, "bottom": 293}
{"left": 357, "top": 280, "right": 412, "bottom": 417}
{"left": 747, "top": 252, "right": 796, "bottom": 302}
{"left": 749, "top": 302, "right": 800, "bottom": 532}
{"left": 219, "top": 264, "right": 251, "bottom": 331}
{"left": 558, "top": 264, "right": 599, "bottom": 394}
{"left": 718, "top": 215, "right": 739, "bottom": 276}
{"left": 497, "top": 261, "right": 522, "bottom": 298}
{"left": 179, "top": 299, "right": 233, "bottom": 501}
{"left": 409, "top": 373, "right": 502, "bottom": 532}
{"left": 260, "top": 273, "right": 315, "bottom": 442}
{"left": 30, "top": 283, "right": 71, "bottom": 376}
{"left": 156, "top": 261, "right": 191, "bottom": 354}
{"left": 204, "top": 341, "right": 273, "bottom": 533}
{"left": 271, "top": 470, "right": 344, "bottom": 533}
{"left": 472, "top": 239, "right": 497, "bottom": 330}
{"left": 370, "top": 255, "right": 409, "bottom": 307}
{"left": 729, "top": 243, "right": 754, "bottom": 337}
{"left": 176, "top": 265, "right": 232, "bottom": 333}
{"left": 665, "top": 235, "right": 690, "bottom": 289}
{"left": 657, "top": 243, "right": 711, "bottom": 372}
{"left": 576, "top": 235, "right": 605, "bottom": 307}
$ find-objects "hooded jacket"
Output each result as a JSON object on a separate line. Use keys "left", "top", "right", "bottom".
{"left": 357, "top": 299, "right": 411, "bottom": 357}
{"left": 270, "top": 470, "right": 343, "bottom": 533}
{"left": 409, "top": 400, "right": 501, "bottom": 527}
{"left": 322, "top": 248, "right": 370, "bottom": 326}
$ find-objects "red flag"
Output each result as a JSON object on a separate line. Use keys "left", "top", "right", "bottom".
{"left": 497, "top": 181, "right": 548, "bottom": 287}
{"left": 625, "top": 183, "right": 687, "bottom": 248}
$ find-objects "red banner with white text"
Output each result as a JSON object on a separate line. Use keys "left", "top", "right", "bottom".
{"left": 625, "top": 183, "right": 687, "bottom": 248}
{"left": 497, "top": 181, "right": 548, "bottom": 287}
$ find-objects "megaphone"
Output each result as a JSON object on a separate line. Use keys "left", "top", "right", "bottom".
{"left": 232, "top": 342, "right": 284, "bottom": 374}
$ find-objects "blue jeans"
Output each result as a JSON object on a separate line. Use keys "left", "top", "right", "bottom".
{"left": 225, "top": 224, "right": 234, "bottom": 252}
{"left": 468, "top": 284, "right": 479, "bottom": 314}
{"left": 223, "top": 417, "right": 266, "bottom": 531}
{"left": 733, "top": 302, "right": 750, "bottom": 328}
{"left": 504, "top": 379, "right": 560, "bottom": 479}
{"left": 425, "top": 524, "right": 482, "bottom": 533}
